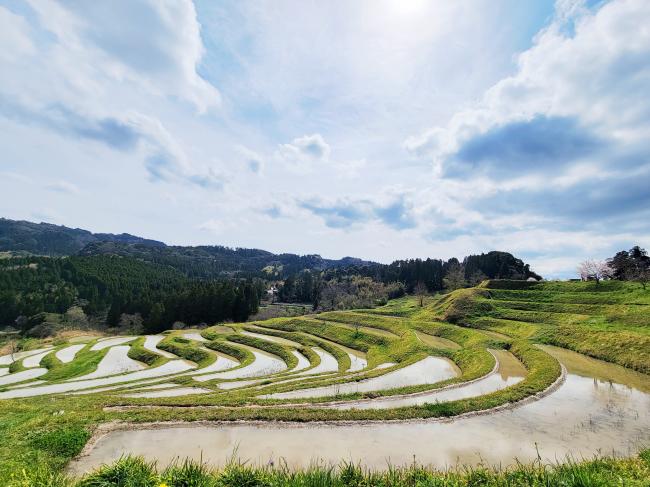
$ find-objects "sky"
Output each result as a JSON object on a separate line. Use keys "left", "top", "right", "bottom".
{"left": 0, "top": 0, "right": 648, "bottom": 279}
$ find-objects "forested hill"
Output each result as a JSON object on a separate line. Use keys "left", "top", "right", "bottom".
{"left": 0, "top": 218, "right": 165, "bottom": 256}
{"left": 78, "top": 242, "right": 372, "bottom": 279}
{"left": 0, "top": 218, "right": 372, "bottom": 278}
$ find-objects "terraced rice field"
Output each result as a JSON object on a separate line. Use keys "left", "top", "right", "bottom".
{"left": 0, "top": 280, "right": 649, "bottom": 481}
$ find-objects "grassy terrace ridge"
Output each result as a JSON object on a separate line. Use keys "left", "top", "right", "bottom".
{"left": 437, "top": 280, "right": 650, "bottom": 373}
{"left": 0, "top": 280, "right": 648, "bottom": 483}
{"left": 10, "top": 451, "right": 650, "bottom": 487}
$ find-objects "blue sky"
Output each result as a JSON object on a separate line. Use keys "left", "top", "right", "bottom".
{"left": 0, "top": 0, "right": 648, "bottom": 278}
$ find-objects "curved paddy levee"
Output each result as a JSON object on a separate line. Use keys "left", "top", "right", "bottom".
{"left": 299, "top": 334, "right": 368, "bottom": 372}
{"left": 326, "top": 349, "right": 525, "bottom": 410}
{"left": 262, "top": 356, "right": 460, "bottom": 400}
{"left": 185, "top": 352, "right": 238, "bottom": 376}
{"left": 90, "top": 336, "right": 136, "bottom": 351}
{"left": 193, "top": 344, "right": 286, "bottom": 382}
{"left": 414, "top": 330, "right": 461, "bottom": 350}
{"left": 312, "top": 318, "right": 400, "bottom": 339}
{"left": 143, "top": 335, "right": 176, "bottom": 359}
{"left": 290, "top": 350, "right": 311, "bottom": 372}
{"left": 68, "top": 346, "right": 146, "bottom": 381}
{"left": 21, "top": 349, "right": 53, "bottom": 368}
{"left": 0, "top": 367, "right": 47, "bottom": 386}
{"left": 182, "top": 332, "right": 209, "bottom": 343}
{"left": 122, "top": 387, "right": 212, "bottom": 399}
{"left": 241, "top": 330, "right": 303, "bottom": 348}
{"left": 0, "top": 347, "right": 52, "bottom": 366}
{"left": 294, "top": 347, "right": 338, "bottom": 376}
{"left": 55, "top": 344, "right": 85, "bottom": 364}
{"left": 67, "top": 347, "right": 650, "bottom": 474}
{"left": 0, "top": 360, "right": 196, "bottom": 399}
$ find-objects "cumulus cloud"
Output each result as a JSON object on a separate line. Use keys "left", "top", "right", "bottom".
{"left": 278, "top": 133, "right": 331, "bottom": 169}
{"left": 404, "top": 0, "right": 650, "bottom": 240}
{"left": 407, "top": 0, "right": 650, "bottom": 174}
{"left": 447, "top": 115, "right": 604, "bottom": 177}
{"left": 0, "top": 1, "right": 223, "bottom": 191}
{"left": 25, "top": 0, "right": 220, "bottom": 112}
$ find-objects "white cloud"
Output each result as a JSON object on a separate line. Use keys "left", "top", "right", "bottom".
{"left": 25, "top": 0, "right": 220, "bottom": 112}
{"left": 0, "top": 7, "right": 34, "bottom": 62}
{"left": 278, "top": 133, "right": 331, "bottom": 170}
{"left": 406, "top": 0, "right": 650, "bottom": 176}
{"left": 44, "top": 180, "right": 79, "bottom": 194}
{"left": 237, "top": 145, "right": 265, "bottom": 174}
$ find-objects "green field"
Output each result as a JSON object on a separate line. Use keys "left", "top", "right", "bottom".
{"left": 0, "top": 280, "right": 648, "bottom": 486}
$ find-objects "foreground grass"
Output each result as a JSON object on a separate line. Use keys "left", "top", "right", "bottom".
{"left": 8, "top": 452, "right": 650, "bottom": 487}
{"left": 1, "top": 281, "right": 648, "bottom": 485}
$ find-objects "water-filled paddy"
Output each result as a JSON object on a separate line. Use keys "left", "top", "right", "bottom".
{"left": 194, "top": 346, "right": 286, "bottom": 381}
{"left": 0, "top": 360, "right": 194, "bottom": 399}
{"left": 262, "top": 356, "right": 459, "bottom": 399}
{"left": 67, "top": 348, "right": 650, "bottom": 474}
{"left": 55, "top": 344, "right": 85, "bottom": 363}
{"left": 328, "top": 349, "right": 525, "bottom": 410}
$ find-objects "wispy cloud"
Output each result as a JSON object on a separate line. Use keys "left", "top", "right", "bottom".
{"left": 44, "top": 180, "right": 79, "bottom": 194}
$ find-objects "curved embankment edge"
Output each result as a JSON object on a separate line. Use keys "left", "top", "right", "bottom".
{"left": 80, "top": 367, "right": 566, "bottom": 468}
{"left": 100, "top": 362, "right": 566, "bottom": 420}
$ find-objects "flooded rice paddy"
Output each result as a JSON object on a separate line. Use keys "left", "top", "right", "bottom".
{"left": 415, "top": 331, "right": 461, "bottom": 350}
{"left": 193, "top": 346, "right": 286, "bottom": 382}
{"left": 55, "top": 344, "right": 85, "bottom": 363}
{"left": 68, "top": 347, "right": 650, "bottom": 474}
{"left": 328, "top": 349, "right": 525, "bottom": 410}
{"left": 0, "top": 360, "right": 194, "bottom": 399}
{"left": 69, "top": 346, "right": 145, "bottom": 381}
{"left": 295, "top": 348, "right": 338, "bottom": 376}
{"left": 262, "top": 356, "right": 460, "bottom": 399}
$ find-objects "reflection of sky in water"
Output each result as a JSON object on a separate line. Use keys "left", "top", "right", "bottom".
{"left": 69, "top": 349, "right": 650, "bottom": 474}
{"left": 266, "top": 356, "right": 458, "bottom": 399}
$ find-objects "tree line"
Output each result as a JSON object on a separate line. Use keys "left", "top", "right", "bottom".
{"left": 0, "top": 255, "right": 262, "bottom": 333}
{"left": 276, "top": 251, "right": 540, "bottom": 309}
{"left": 578, "top": 246, "right": 650, "bottom": 288}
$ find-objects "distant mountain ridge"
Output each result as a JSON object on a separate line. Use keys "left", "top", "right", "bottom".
{"left": 0, "top": 218, "right": 373, "bottom": 277}
{"left": 0, "top": 218, "right": 165, "bottom": 256}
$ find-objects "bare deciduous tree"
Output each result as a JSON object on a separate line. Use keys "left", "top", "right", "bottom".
{"left": 577, "top": 259, "right": 611, "bottom": 284}
{"left": 443, "top": 264, "right": 467, "bottom": 291}
{"left": 414, "top": 281, "right": 427, "bottom": 307}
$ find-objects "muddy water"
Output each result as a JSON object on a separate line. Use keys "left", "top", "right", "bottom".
{"left": 415, "top": 331, "right": 461, "bottom": 350}
{"left": 291, "top": 351, "right": 311, "bottom": 372}
{"left": 55, "top": 344, "right": 85, "bottom": 364}
{"left": 328, "top": 350, "right": 525, "bottom": 410}
{"left": 193, "top": 346, "right": 286, "bottom": 382}
{"left": 263, "top": 356, "right": 459, "bottom": 399}
{"left": 0, "top": 347, "right": 52, "bottom": 366}
{"left": 91, "top": 337, "right": 136, "bottom": 351}
{"left": 21, "top": 349, "right": 53, "bottom": 368}
{"left": 69, "top": 348, "right": 650, "bottom": 474}
{"left": 69, "top": 346, "right": 145, "bottom": 381}
{"left": 301, "top": 334, "right": 368, "bottom": 372}
{"left": 0, "top": 360, "right": 194, "bottom": 399}
{"left": 296, "top": 348, "right": 338, "bottom": 376}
